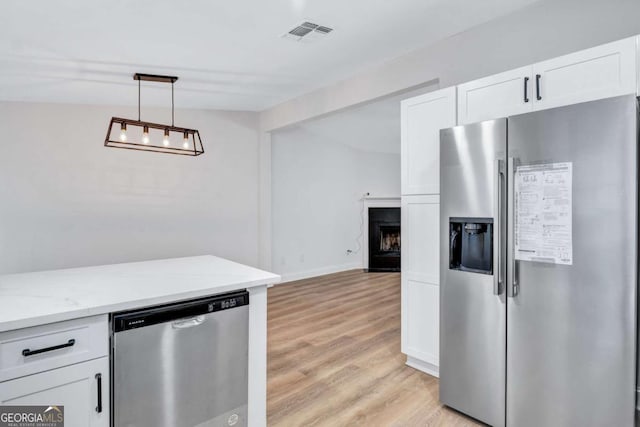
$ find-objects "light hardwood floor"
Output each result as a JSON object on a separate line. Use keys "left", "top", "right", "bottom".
{"left": 267, "top": 269, "right": 481, "bottom": 427}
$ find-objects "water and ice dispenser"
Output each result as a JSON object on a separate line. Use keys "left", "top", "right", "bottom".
{"left": 449, "top": 218, "right": 493, "bottom": 274}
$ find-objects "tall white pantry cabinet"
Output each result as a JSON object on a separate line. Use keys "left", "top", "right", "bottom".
{"left": 401, "top": 35, "right": 639, "bottom": 378}
{"left": 400, "top": 87, "right": 457, "bottom": 377}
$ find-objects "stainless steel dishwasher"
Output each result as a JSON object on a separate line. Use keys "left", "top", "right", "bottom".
{"left": 111, "top": 290, "right": 249, "bottom": 427}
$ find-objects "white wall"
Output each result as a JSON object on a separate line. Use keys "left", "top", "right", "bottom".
{"left": 260, "top": 0, "right": 640, "bottom": 130}
{"left": 271, "top": 124, "right": 400, "bottom": 282}
{"left": 0, "top": 102, "right": 260, "bottom": 274}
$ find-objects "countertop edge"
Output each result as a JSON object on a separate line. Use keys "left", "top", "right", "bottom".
{"left": 0, "top": 276, "right": 279, "bottom": 333}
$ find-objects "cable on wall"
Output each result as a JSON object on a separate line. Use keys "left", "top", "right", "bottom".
{"left": 349, "top": 192, "right": 370, "bottom": 255}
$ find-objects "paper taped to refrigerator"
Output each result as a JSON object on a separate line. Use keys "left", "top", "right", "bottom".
{"left": 515, "top": 162, "right": 572, "bottom": 265}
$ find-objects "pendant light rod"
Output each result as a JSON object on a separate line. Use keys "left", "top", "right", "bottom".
{"left": 133, "top": 73, "right": 179, "bottom": 126}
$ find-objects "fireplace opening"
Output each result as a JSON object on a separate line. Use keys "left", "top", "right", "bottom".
{"left": 379, "top": 226, "right": 401, "bottom": 252}
{"left": 368, "top": 207, "right": 401, "bottom": 272}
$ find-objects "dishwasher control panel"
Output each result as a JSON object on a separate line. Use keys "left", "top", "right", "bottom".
{"left": 113, "top": 290, "right": 249, "bottom": 332}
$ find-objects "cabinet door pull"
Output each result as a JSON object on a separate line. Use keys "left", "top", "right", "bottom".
{"left": 22, "top": 339, "right": 75, "bottom": 357}
{"left": 95, "top": 373, "right": 103, "bottom": 413}
{"left": 535, "top": 74, "right": 542, "bottom": 101}
{"left": 524, "top": 77, "right": 530, "bottom": 103}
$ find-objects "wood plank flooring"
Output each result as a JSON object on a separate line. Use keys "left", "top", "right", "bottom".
{"left": 267, "top": 269, "right": 481, "bottom": 427}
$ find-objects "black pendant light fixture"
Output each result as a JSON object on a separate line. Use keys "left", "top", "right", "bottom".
{"left": 104, "top": 74, "right": 204, "bottom": 156}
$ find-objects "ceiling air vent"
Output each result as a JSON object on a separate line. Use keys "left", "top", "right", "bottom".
{"left": 283, "top": 21, "right": 333, "bottom": 42}
{"left": 315, "top": 26, "right": 332, "bottom": 35}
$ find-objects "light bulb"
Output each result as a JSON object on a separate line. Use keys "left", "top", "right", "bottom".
{"left": 182, "top": 132, "right": 189, "bottom": 149}
{"left": 163, "top": 129, "right": 170, "bottom": 147}
{"left": 119, "top": 123, "right": 127, "bottom": 141}
{"left": 142, "top": 126, "right": 149, "bottom": 144}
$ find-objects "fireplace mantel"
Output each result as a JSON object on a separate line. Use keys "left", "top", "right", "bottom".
{"left": 363, "top": 196, "right": 400, "bottom": 270}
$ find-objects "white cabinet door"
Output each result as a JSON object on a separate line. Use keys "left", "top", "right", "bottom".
{"left": 0, "top": 357, "right": 109, "bottom": 427}
{"left": 533, "top": 36, "right": 637, "bottom": 111}
{"left": 457, "top": 66, "right": 533, "bottom": 125}
{"left": 401, "top": 195, "right": 440, "bottom": 375}
{"left": 401, "top": 87, "right": 456, "bottom": 195}
{"left": 637, "top": 36, "right": 640, "bottom": 96}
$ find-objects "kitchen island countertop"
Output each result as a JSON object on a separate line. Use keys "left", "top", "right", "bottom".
{"left": 0, "top": 255, "right": 280, "bottom": 332}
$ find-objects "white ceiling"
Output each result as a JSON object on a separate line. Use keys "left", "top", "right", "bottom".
{"left": 1, "top": 0, "right": 538, "bottom": 111}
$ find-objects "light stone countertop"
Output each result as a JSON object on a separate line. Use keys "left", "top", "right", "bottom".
{"left": 0, "top": 255, "right": 280, "bottom": 332}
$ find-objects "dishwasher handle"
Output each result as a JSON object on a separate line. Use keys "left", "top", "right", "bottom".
{"left": 112, "top": 290, "right": 249, "bottom": 333}
{"left": 172, "top": 315, "right": 206, "bottom": 329}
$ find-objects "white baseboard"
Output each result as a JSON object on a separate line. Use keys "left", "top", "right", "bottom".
{"left": 277, "top": 262, "right": 363, "bottom": 284}
{"left": 406, "top": 355, "right": 439, "bottom": 378}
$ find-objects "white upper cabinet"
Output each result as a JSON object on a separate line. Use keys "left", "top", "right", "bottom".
{"left": 457, "top": 66, "right": 533, "bottom": 125}
{"left": 401, "top": 87, "right": 457, "bottom": 195}
{"left": 533, "top": 37, "right": 637, "bottom": 111}
{"left": 458, "top": 37, "right": 638, "bottom": 124}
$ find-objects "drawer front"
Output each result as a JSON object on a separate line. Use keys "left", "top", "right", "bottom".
{"left": 0, "top": 315, "right": 108, "bottom": 382}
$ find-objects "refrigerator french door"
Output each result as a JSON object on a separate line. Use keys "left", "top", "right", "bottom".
{"left": 440, "top": 95, "right": 637, "bottom": 427}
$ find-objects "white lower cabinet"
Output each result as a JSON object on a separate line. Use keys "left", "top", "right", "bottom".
{"left": 0, "top": 315, "right": 109, "bottom": 382}
{"left": 401, "top": 195, "right": 440, "bottom": 377}
{"left": 0, "top": 357, "right": 109, "bottom": 427}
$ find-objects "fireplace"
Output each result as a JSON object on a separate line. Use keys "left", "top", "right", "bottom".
{"left": 368, "top": 207, "right": 401, "bottom": 272}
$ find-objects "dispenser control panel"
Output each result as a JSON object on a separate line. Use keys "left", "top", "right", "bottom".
{"left": 449, "top": 217, "right": 493, "bottom": 275}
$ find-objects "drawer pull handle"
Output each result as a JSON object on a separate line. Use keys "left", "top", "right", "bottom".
{"left": 22, "top": 339, "right": 76, "bottom": 357}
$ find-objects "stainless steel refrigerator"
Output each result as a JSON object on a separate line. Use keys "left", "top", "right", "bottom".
{"left": 439, "top": 95, "right": 638, "bottom": 427}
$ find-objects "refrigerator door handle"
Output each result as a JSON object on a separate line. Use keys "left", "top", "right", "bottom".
{"left": 493, "top": 159, "right": 505, "bottom": 295}
{"left": 507, "top": 157, "right": 519, "bottom": 298}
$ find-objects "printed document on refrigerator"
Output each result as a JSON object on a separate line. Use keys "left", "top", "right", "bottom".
{"left": 515, "top": 162, "right": 572, "bottom": 265}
